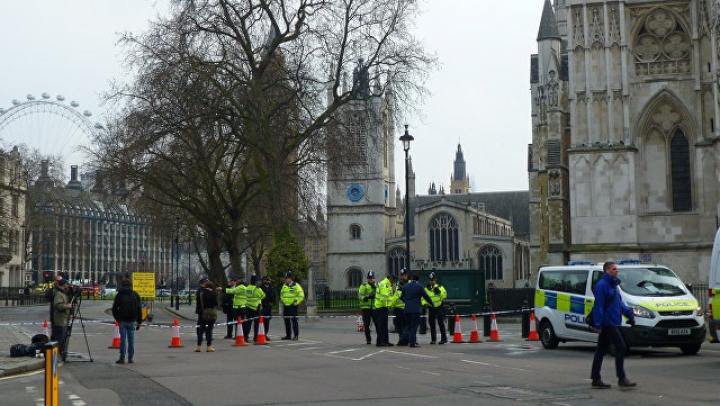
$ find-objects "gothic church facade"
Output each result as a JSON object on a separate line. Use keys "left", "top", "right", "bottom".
{"left": 529, "top": 0, "right": 720, "bottom": 283}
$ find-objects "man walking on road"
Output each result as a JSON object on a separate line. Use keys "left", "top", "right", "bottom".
{"left": 590, "top": 261, "right": 637, "bottom": 389}
{"left": 112, "top": 278, "right": 143, "bottom": 364}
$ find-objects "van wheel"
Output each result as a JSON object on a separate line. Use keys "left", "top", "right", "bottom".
{"left": 680, "top": 343, "right": 701, "bottom": 355}
{"left": 540, "top": 320, "right": 559, "bottom": 349}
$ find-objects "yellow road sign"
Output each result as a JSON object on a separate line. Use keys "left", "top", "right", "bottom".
{"left": 133, "top": 272, "right": 156, "bottom": 297}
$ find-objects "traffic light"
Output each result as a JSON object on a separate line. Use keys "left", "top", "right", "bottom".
{"left": 43, "top": 271, "right": 53, "bottom": 283}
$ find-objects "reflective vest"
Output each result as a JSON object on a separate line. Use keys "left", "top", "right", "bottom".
{"left": 358, "top": 282, "right": 376, "bottom": 309}
{"left": 280, "top": 282, "right": 304, "bottom": 306}
{"left": 226, "top": 283, "right": 247, "bottom": 308}
{"left": 245, "top": 285, "right": 265, "bottom": 311}
{"left": 374, "top": 278, "right": 393, "bottom": 308}
{"left": 392, "top": 282, "right": 405, "bottom": 309}
{"left": 424, "top": 284, "right": 447, "bottom": 308}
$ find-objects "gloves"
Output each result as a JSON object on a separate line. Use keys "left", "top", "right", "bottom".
{"left": 368, "top": 293, "right": 376, "bottom": 299}
{"left": 362, "top": 296, "right": 369, "bottom": 301}
{"left": 628, "top": 318, "right": 636, "bottom": 327}
{"left": 433, "top": 287, "right": 441, "bottom": 294}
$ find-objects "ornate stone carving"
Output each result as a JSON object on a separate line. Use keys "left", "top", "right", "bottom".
{"left": 633, "top": 8, "right": 691, "bottom": 76}
{"left": 651, "top": 103, "right": 681, "bottom": 132}
{"left": 548, "top": 170, "right": 562, "bottom": 196}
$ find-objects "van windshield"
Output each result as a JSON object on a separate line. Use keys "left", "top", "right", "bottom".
{"left": 618, "top": 267, "right": 687, "bottom": 297}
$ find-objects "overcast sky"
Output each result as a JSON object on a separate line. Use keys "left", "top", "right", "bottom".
{"left": 0, "top": 1, "right": 545, "bottom": 193}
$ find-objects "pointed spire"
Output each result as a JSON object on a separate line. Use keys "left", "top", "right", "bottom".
{"left": 537, "top": 0, "right": 561, "bottom": 41}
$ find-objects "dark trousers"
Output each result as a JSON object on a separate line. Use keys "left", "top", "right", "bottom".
{"left": 361, "top": 309, "right": 375, "bottom": 343}
{"left": 375, "top": 307, "right": 389, "bottom": 345}
{"left": 225, "top": 308, "right": 236, "bottom": 337}
{"left": 394, "top": 308, "right": 406, "bottom": 343}
{"left": 245, "top": 307, "right": 260, "bottom": 340}
{"left": 283, "top": 304, "right": 299, "bottom": 338}
{"left": 403, "top": 312, "right": 421, "bottom": 345}
{"left": 591, "top": 325, "right": 628, "bottom": 381}
{"left": 196, "top": 316, "right": 214, "bottom": 346}
{"left": 261, "top": 306, "right": 272, "bottom": 335}
{"left": 233, "top": 307, "right": 246, "bottom": 336}
{"left": 428, "top": 306, "right": 447, "bottom": 342}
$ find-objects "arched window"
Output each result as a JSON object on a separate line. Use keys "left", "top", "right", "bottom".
{"left": 633, "top": 9, "right": 691, "bottom": 76}
{"left": 670, "top": 129, "right": 692, "bottom": 212}
{"left": 479, "top": 245, "right": 504, "bottom": 281}
{"left": 387, "top": 248, "right": 406, "bottom": 276}
{"left": 347, "top": 267, "right": 363, "bottom": 288}
{"left": 350, "top": 224, "right": 361, "bottom": 239}
{"left": 429, "top": 213, "right": 459, "bottom": 262}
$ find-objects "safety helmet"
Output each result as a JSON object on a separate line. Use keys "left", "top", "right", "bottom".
{"left": 429, "top": 272, "right": 436, "bottom": 280}
{"left": 400, "top": 268, "right": 408, "bottom": 276}
{"left": 285, "top": 271, "right": 294, "bottom": 279}
{"left": 367, "top": 271, "right": 375, "bottom": 279}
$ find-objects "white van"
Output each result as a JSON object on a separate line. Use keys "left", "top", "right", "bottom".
{"left": 534, "top": 260, "right": 705, "bottom": 355}
{"left": 707, "top": 228, "right": 720, "bottom": 333}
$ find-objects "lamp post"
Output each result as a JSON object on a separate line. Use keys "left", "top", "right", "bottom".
{"left": 399, "top": 125, "right": 414, "bottom": 272}
{"left": 175, "top": 216, "right": 180, "bottom": 310}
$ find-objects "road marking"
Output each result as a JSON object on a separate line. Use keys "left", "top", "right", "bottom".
{"left": 322, "top": 349, "right": 438, "bottom": 361}
{"left": 461, "top": 359, "right": 530, "bottom": 372}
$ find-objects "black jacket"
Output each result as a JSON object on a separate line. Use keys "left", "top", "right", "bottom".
{"left": 112, "top": 287, "right": 142, "bottom": 323}
{"left": 196, "top": 288, "right": 218, "bottom": 315}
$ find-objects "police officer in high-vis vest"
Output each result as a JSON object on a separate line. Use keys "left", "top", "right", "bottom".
{"left": 225, "top": 275, "right": 247, "bottom": 337}
{"left": 374, "top": 272, "right": 397, "bottom": 347}
{"left": 280, "top": 272, "right": 304, "bottom": 340}
{"left": 358, "top": 271, "right": 378, "bottom": 344}
{"left": 424, "top": 272, "right": 448, "bottom": 344}
{"left": 222, "top": 277, "right": 238, "bottom": 339}
{"left": 245, "top": 275, "right": 266, "bottom": 342}
{"left": 392, "top": 269, "right": 409, "bottom": 345}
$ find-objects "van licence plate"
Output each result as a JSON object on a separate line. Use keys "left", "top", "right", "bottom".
{"left": 668, "top": 328, "right": 691, "bottom": 336}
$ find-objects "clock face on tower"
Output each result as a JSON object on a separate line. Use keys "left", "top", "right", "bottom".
{"left": 347, "top": 184, "right": 364, "bottom": 201}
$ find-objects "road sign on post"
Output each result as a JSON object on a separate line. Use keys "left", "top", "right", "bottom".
{"left": 132, "top": 272, "right": 156, "bottom": 298}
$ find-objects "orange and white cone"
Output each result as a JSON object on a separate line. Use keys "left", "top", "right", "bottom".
{"left": 469, "top": 314, "right": 482, "bottom": 343}
{"left": 527, "top": 312, "right": 540, "bottom": 341}
{"left": 233, "top": 317, "right": 248, "bottom": 347}
{"left": 254, "top": 316, "right": 268, "bottom": 345}
{"left": 489, "top": 313, "right": 501, "bottom": 342}
{"left": 451, "top": 315, "right": 465, "bottom": 343}
{"left": 356, "top": 314, "right": 364, "bottom": 332}
{"left": 42, "top": 319, "right": 49, "bottom": 337}
{"left": 108, "top": 321, "right": 121, "bottom": 349}
{"left": 168, "top": 318, "right": 184, "bottom": 348}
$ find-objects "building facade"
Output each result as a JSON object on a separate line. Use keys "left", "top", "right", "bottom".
{"left": 0, "top": 147, "right": 26, "bottom": 287}
{"left": 529, "top": 0, "right": 720, "bottom": 283}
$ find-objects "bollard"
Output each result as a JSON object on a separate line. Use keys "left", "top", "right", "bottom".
{"left": 483, "top": 303, "right": 492, "bottom": 337}
{"left": 521, "top": 300, "right": 530, "bottom": 338}
{"left": 446, "top": 302, "right": 457, "bottom": 334}
{"left": 419, "top": 306, "right": 428, "bottom": 335}
{"left": 44, "top": 341, "right": 59, "bottom": 406}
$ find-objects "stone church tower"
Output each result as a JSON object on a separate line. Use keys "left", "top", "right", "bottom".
{"left": 326, "top": 59, "right": 398, "bottom": 289}
{"left": 530, "top": 0, "right": 720, "bottom": 283}
{"left": 450, "top": 144, "right": 470, "bottom": 194}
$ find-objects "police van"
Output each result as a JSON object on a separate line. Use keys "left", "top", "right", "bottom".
{"left": 534, "top": 260, "right": 705, "bottom": 355}
{"left": 707, "top": 228, "right": 720, "bottom": 336}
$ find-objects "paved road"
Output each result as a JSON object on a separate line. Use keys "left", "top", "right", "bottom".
{"left": 2, "top": 301, "right": 720, "bottom": 405}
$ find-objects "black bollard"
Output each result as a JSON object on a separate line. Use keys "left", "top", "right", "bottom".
{"left": 483, "top": 303, "right": 492, "bottom": 337}
{"left": 447, "top": 302, "right": 456, "bottom": 334}
{"left": 521, "top": 300, "right": 530, "bottom": 338}
{"left": 419, "top": 306, "right": 428, "bottom": 334}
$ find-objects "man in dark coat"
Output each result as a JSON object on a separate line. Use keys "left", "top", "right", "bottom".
{"left": 400, "top": 273, "right": 433, "bottom": 348}
{"left": 111, "top": 278, "right": 143, "bottom": 364}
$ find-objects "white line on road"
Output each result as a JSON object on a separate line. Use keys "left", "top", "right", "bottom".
{"left": 461, "top": 359, "right": 531, "bottom": 372}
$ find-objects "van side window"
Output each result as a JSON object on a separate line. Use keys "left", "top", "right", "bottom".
{"left": 539, "top": 271, "right": 588, "bottom": 294}
{"left": 590, "top": 270, "right": 604, "bottom": 296}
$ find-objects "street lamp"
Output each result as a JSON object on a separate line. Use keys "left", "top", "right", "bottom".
{"left": 399, "top": 125, "right": 414, "bottom": 272}
{"left": 175, "top": 216, "right": 180, "bottom": 310}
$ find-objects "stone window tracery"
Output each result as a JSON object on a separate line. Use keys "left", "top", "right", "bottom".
{"left": 633, "top": 9, "right": 691, "bottom": 76}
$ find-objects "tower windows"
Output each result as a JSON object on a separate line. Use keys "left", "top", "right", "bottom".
{"left": 479, "top": 245, "right": 504, "bottom": 281}
{"left": 387, "top": 247, "right": 407, "bottom": 276}
{"left": 670, "top": 129, "right": 692, "bottom": 212}
{"left": 346, "top": 267, "right": 363, "bottom": 288}
{"left": 350, "top": 224, "right": 362, "bottom": 239}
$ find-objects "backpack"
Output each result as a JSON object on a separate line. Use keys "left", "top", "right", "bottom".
{"left": 115, "top": 291, "right": 139, "bottom": 320}
{"left": 10, "top": 344, "right": 30, "bottom": 357}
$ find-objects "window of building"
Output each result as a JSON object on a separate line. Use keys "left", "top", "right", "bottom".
{"left": 670, "top": 129, "right": 692, "bottom": 212}
{"left": 11, "top": 195, "right": 18, "bottom": 218}
{"left": 347, "top": 267, "right": 363, "bottom": 288}
{"left": 479, "top": 245, "right": 504, "bottom": 281}
{"left": 350, "top": 224, "right": 362, "bottom": 239}
{"left": 387, "top": 248, "right": 407, "bottom": 276}
{"left": 429, "top": 213, "right": 459, "bottom": 262}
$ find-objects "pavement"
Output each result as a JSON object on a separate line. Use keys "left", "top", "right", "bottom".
{"left": 0, "top": 299, "right": 198, "bottom": 378}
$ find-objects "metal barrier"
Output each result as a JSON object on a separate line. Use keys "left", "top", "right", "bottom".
{"left": 0, "top": 287, "right": 47, "bottom": 306}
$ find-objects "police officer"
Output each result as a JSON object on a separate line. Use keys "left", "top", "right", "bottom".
{"left": 244, "top": 275, "right": 266, "bottom": 342}
{"left": 280, "top": 272, "right": 304, "bottom": 340}
{"left": 374, "top": 272, "right": 396, "bottom": 347}
{"left": 222, "top": 277, "right": 238, "bottom": 339}
{"left": 393, "top": 269, "right": 409, "bottom": 345}
{"left": 224, "top": 275, "right": 247, "bottom": 337}
{"left": 425, "top": 272, "right": 448, "bottom": 344}
{"left": 358, "top": 271, "right": 378, "bottom": 345}
{"left": 259, "top": 276, "right": 276, "bottom": 338}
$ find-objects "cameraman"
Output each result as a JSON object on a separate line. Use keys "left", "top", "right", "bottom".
{"left": 51, "top": 280, "right": 73, "bottom": 348}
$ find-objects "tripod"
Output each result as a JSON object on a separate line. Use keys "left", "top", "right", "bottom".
{"left": 61, "top": 292, "right": 93, "bottom": 362}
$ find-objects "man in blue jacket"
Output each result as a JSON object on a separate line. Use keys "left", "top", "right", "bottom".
{"left": 590, "top": 261, "right": 637, "bottom": 389}
{"left": 400, "top": 273, "right": 433, "bottom": 348}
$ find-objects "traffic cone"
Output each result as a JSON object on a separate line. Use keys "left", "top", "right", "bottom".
{"left": 489, "top": 313, "right": 501, "bottom": 342}
{"left": 168, "top": 318, "right": 184, "bottom": 348}
{"left": 527, "top": 312, "right": 540, "bottom": 341}
{"left": 469, "top": 314, "right": 482, "bottom": 343}
{"left": 108, "top": 321, "right": 121, "bottom": 349}
{"left": 254, "top": 316, "right": 268, "bottom": 345}
{"left": 233, "top": 317, "right": 248, "bottom": 347}
{"left": 451, "top": 315, "right": 465, "bottom": 343}
{"left": 356, "top": 314, "right": 364, "bottom": 332}
{"left": 42, "top": 319, "right": 49, "bottom": 337}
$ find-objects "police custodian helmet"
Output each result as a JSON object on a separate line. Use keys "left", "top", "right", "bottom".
{"left": 429, "top": 272, "right": 436, "bottom": 280}
{"left": 367, "top": 271, "right": 375, "bottom": 279}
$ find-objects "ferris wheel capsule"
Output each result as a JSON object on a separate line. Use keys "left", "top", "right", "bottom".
{"left": 27, "top": 94, "right": 35, "bottom": 100}
{"left": 42, "top": 93, "right": 50, "bottom": 99}
{"left": 12, "top": 99, "right": 20, "bottom": 106}
{"left": 83, "top": 110, "right": 92, "bottom": 117}
{"left": 56, "top": 95, "right": 65, "bottom": 101}
{"left": 71, "top": 101, "right": 79, "bottom": 107}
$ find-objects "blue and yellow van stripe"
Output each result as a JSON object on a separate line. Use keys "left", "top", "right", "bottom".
{"left": 536, "top": 289, "right": 594, "bottom": 317}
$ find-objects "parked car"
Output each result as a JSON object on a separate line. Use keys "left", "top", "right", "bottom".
{"left": 155, "top": 289, "right": 171, "bottom": 297}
